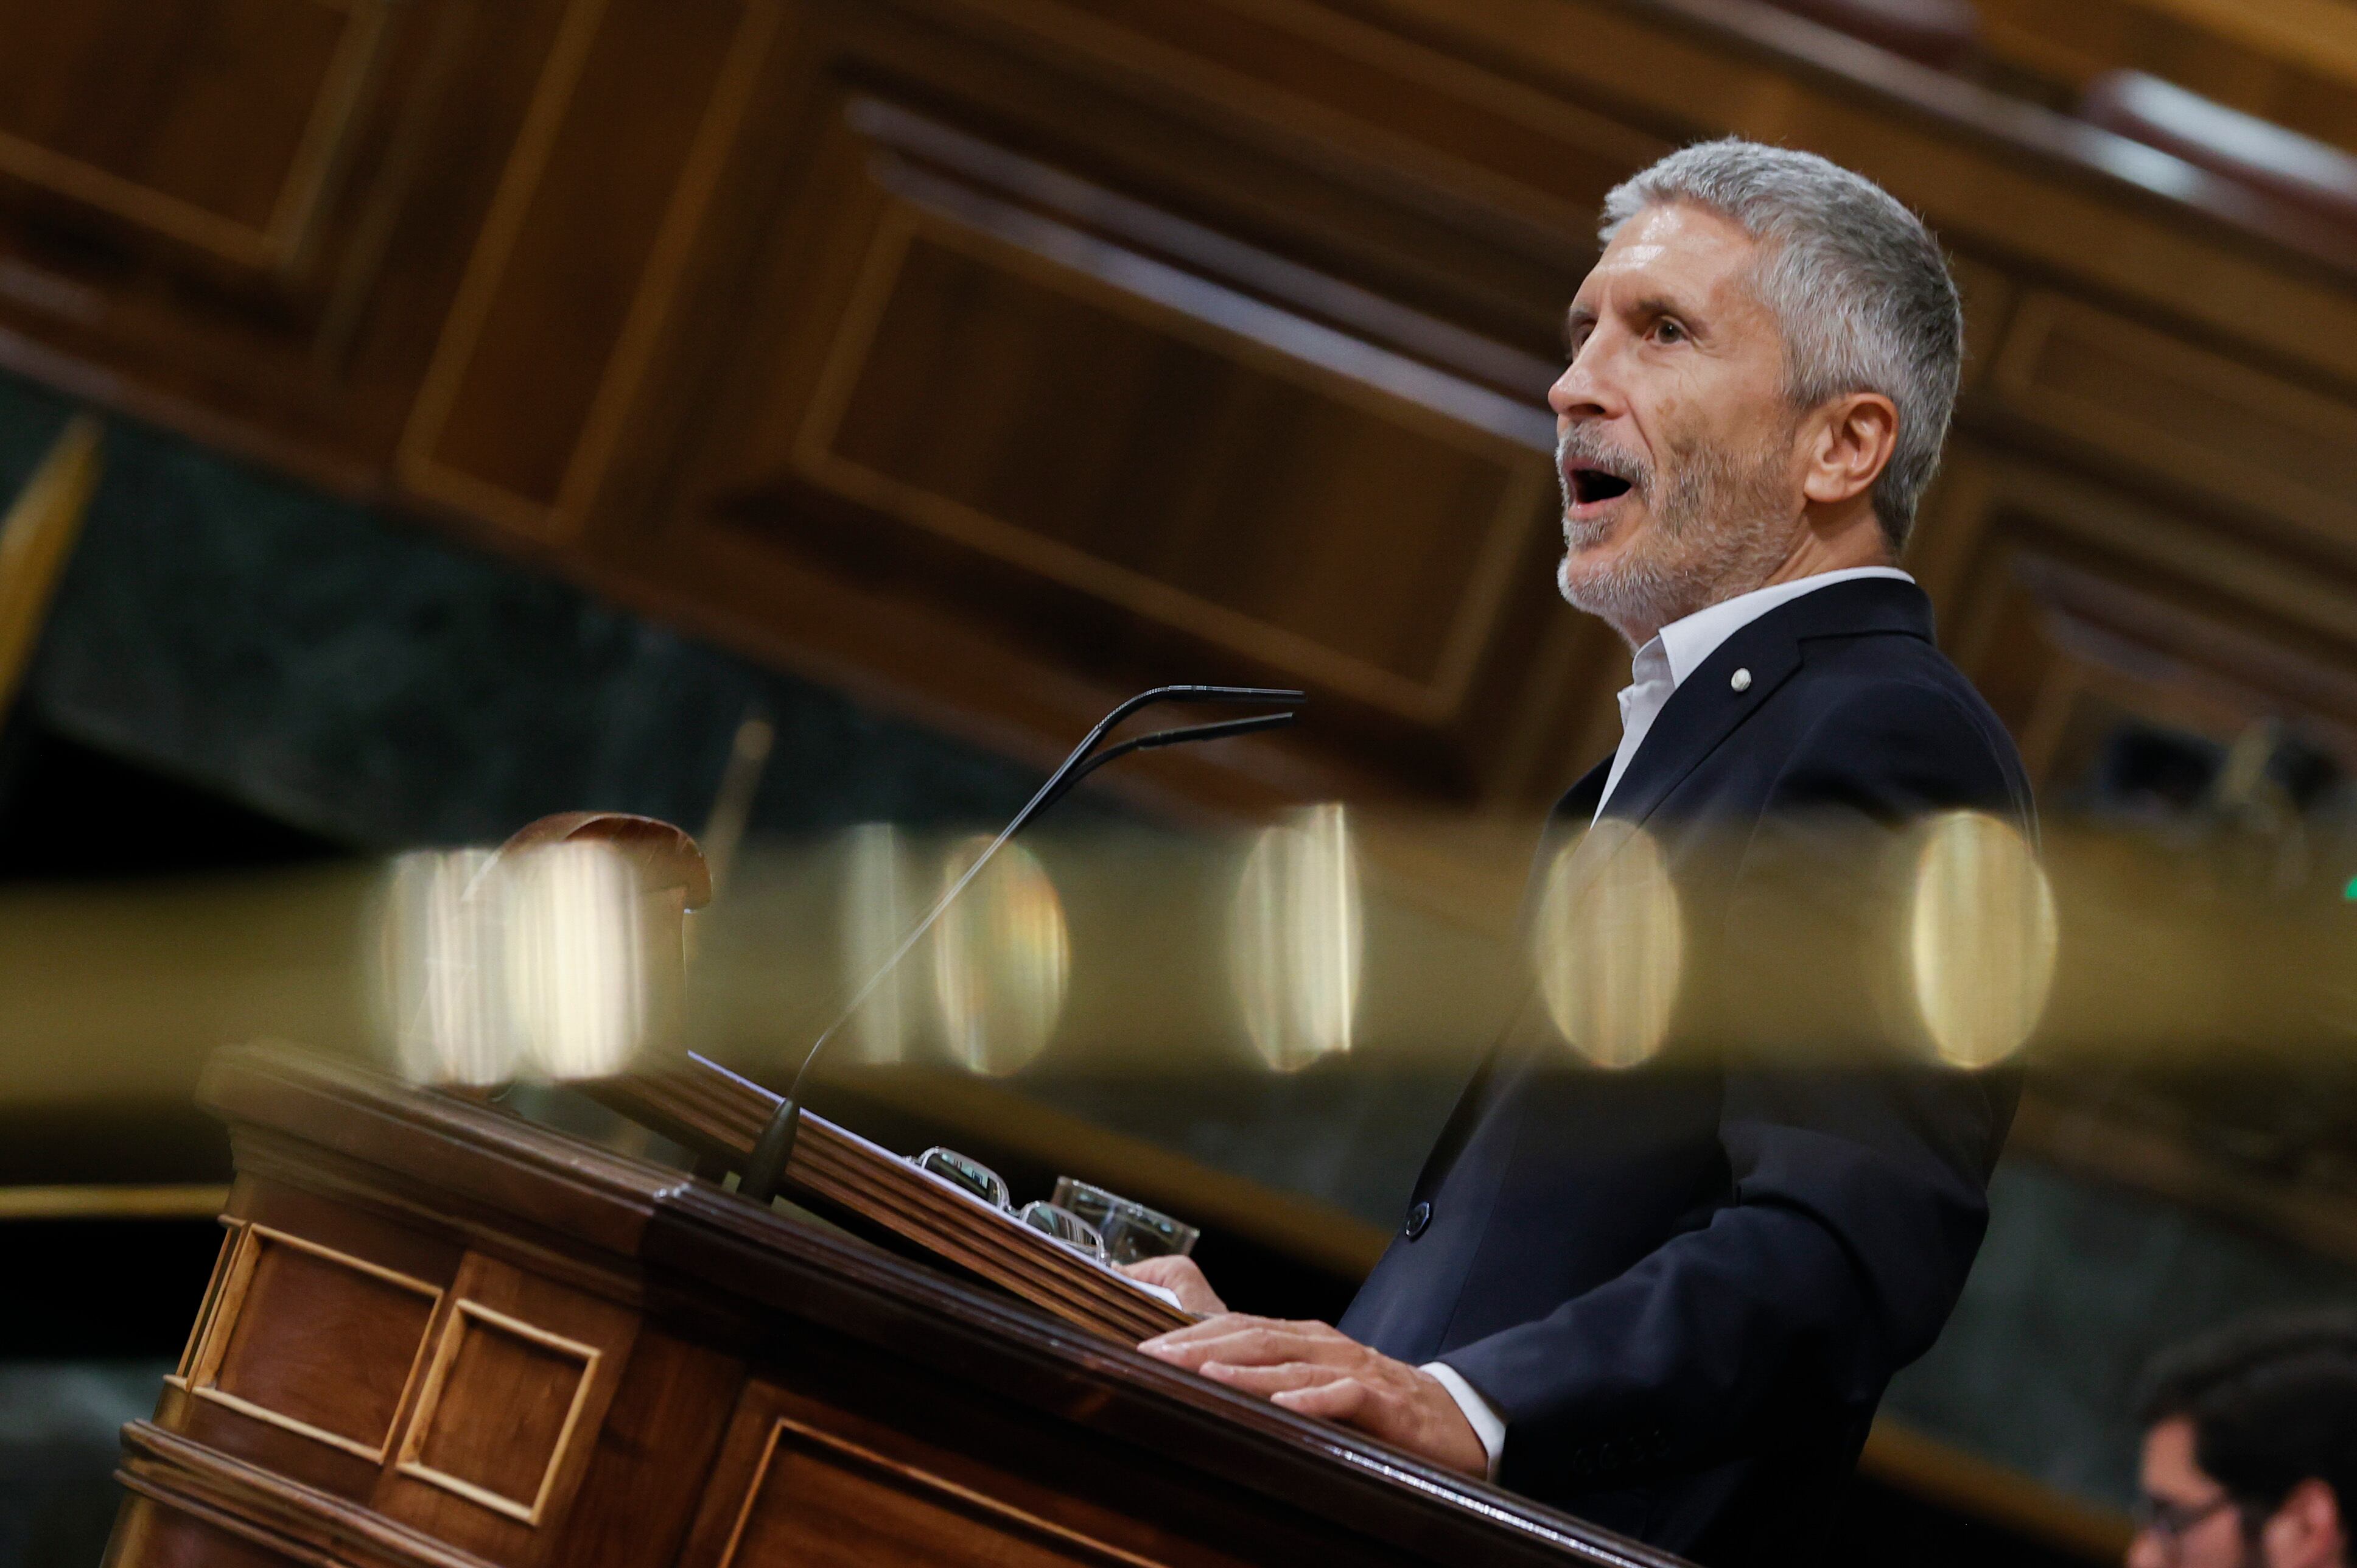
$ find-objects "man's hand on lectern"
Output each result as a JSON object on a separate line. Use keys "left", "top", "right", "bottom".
{"left": 1121, "top": 1256, "right": 1229, "bottom": 1315}
{"left": 1134, "top": 1310, "right": 1488, "bottom": 1477}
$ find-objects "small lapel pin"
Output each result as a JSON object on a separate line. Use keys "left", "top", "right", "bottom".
{"left": 1730, "top": 668, "right": 1753, "bottom": 692}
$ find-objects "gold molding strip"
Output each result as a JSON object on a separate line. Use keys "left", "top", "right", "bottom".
{"left": 1860, "top": 1418, "right": 2131, "bottom": 1562}
{"left": 0, "top": 1181, "right": 223, "bottom": 1220}
{"left": 0, "top": 414, "right": 101, "bottom": 727}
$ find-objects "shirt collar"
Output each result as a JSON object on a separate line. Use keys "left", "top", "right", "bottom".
{"left": 1649, "top": 566, "right": 1914, "bottom": 688}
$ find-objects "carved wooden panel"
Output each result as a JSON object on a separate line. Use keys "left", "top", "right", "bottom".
{"left": 1989, "top": 293, "right": 2357, "bottom": 562}
{"left": 399, "top": 0, "right": 786, "bottom": 538}
{"left": 716, "top": 1413, "right": 1166, "bottom": 1568}
{"left": 0, "top": 0, "right": 391, "bottom": 269}
{"left": 1928, "top": 451, "right": 2357, "bottom": 776}
{"left": 373, "top": 1250, "right": 637, "bottom": 1560}
{"left": 783, "top": 199, "right": 1547, "bottom": 721}
{"left": 182, "top": 1223, "right": 443, "bottom": 1463}
{"left": 394, "top": 1300, "right": 601, "bottom": 1524}
{"left": 620, "top": 72, "right": 1571, "bottom": 803}
{"left": 681, "top": 1379, "right": 1253, "bottom": 1568}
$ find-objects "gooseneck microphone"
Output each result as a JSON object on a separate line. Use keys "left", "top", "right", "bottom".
{"left": 730, "top": 684, "right": 1306, "bottom": 1205}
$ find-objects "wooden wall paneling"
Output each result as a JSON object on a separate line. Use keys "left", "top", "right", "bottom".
{"left": 11, "top": 0, "right": 2357, "bottom": 849}
{"left": 1970, "top": 0, "right": 2357, "bottom": 157}
{"left": 0, "top": 0, "right": 395, "bottom": 273}
{"left": 0, "top": 0, "right": 586, "bottom": 488}
{"left": 1988, "top": 291, "right": 2357, "bottom": 565}
{"left": 1922, "top": 452, "right": 2357, "bottom": 788}
{"left": 1406, "top": 0, "right": 2357, "bottom": 385}
{"left": 1903, "top": 442, "right": 2006, "bottom": 621}
{"left": 398, "top": 0, "right": 790, "bottom": 542}
{"left": 522, "top": 0, "right": 1662, "bottom": 814}
{"left": 924, "top": 0, "right": 1660, "bottom": 336}
{"left": 784, "top": 194, "right": 1551, "bottom": 718}
{"left": 373, "top": 1249, "right": 640, "bottom": 1561}
{"left": 616, "top": 28, "right": 1589, "bottom": 800}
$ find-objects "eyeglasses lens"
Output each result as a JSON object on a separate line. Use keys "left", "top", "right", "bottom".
{"left": 914, "top": 1146, "right": 1010, "bottom": 1210}
{"left": 1017, "top": 1200, "right": 1109, "bottom": 1262}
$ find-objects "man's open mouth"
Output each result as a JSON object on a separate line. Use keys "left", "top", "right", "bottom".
{"left": 1567, "top": 466, "right": 1634, "bottom": 506}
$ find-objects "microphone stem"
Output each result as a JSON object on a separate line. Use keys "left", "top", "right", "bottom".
{"left": 734, "top": 684, "right": 1301, "bottom": 1205}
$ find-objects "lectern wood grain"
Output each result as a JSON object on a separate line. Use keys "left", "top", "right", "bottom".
{"left": 595, "top": 1053, "right": 1191, "bottom": 1342}
{"left": 105, "top": 1043, "right": 1690, "bottom": 1568}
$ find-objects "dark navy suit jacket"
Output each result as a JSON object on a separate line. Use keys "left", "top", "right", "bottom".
{"left": 1337, "top": 578, "right": 2032, "bottom": 1564}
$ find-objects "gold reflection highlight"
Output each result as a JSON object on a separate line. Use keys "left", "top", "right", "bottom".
{"left": 1230, "top": 804, "right": 1362, "bottom": 1072}
{"left": 500, "top": 841, "right": 651, "bottom": 1080}
{"left": 374, "top": 842, "right": 664, "bottom": 1085}
{"left": 377, "top": 849, "right": 513, "bottom": 1086}
{"left": 839, "top": 824, "right": 918, "bottom": 1066}
{"left": 1908, "top": 811, "right": 2058, "bottom": 1069}
{"left": 1533, "top": 823, "right": 1684, "bottom": 1070}
{"left": 933, "top": 836, "right": 1070, "bottom": 1076}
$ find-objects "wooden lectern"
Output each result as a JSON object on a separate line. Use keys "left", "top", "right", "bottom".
{"left": 102, "top": 1044, "right": 1683, "bottom": 1568}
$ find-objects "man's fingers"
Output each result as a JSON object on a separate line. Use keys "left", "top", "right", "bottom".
{"left": 1120, "top": 1256, "right": 1228, "bottom": 1315}
{"left": 1271, "top": 1377, "right": 1370, "bottom": 1421}
{"left": 1198, "top": 1360, "right": 1336, "bottom": 1395}
{"left": 1141, "top": 1320, "right": 1348, "bottom": 1368}
{"left": 1138, "top": 1312, "right": 1266, "bottom": 1353}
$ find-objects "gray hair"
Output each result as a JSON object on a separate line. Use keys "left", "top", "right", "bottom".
{"left": 1600, "top": 139, "right": 1962, "bottom": 553}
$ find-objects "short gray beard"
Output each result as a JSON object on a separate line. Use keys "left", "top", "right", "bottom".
{"left": 1555, "top": 426, "right": 1796, "bottom": 646}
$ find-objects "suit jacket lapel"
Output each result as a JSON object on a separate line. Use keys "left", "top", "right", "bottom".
{"left": 1402, "top": 581, "right": 1936, "bottom": 1204}
{"left": 1600, "top": 576, "right": 1937, "bottom": 831}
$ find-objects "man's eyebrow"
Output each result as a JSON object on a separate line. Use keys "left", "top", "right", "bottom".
{"left": 1631, "top": 293, "right": 1701, "bottom": 327}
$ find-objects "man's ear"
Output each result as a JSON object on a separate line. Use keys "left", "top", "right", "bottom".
{"left": 2262, "top": 1477, "right": 2347, "bottom": 1568}
{"left": 1799, "top": 391, "right": 1899, "bottom": 509}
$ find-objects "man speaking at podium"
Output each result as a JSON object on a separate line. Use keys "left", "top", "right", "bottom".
{"left": 1129, "top": 140, "right": 2032, "bottom": 1564}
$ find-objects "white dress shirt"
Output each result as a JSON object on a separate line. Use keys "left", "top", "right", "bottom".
{"left": 1420, "top": 564, "right": 1914, "bottom": 1479}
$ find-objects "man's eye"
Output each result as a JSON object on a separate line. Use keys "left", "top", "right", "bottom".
{"left": 1652, "top": 320, "right": 1686, "bottom": 345}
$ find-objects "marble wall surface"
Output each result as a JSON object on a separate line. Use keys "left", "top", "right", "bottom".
{"left": 0, "top": 374, "right": 1068, "bottom": 854}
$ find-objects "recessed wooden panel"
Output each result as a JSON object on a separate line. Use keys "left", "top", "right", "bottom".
{"left": 0, "top": 0, "right": 388, "bottom": 265}
{"left": 401, "top": 0, "right": 783, "bottom": 536}
{"left": 373, "top": 1249, "right": 638, "bottom": 1555}
{"left": 395, "top": 1300, "right": 600, "bottom": 1524}
{"left": 1990, "top": 293, "right": 2357, "bottom": 556}
{"left": 191, "top": 1225, "right": 441, "bottom": 1461}
{"left": 742, "top": 166, "right": 1553, "bottom": 725}
{"left": 717, "top": 1415, "right": 1166, "bottom": 1568}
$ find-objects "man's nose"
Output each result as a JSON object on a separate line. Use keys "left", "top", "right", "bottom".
{"left": 1549, "top": 343, "right": 1618, "bottom": 424}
